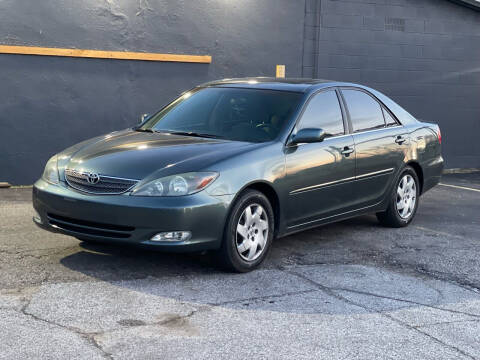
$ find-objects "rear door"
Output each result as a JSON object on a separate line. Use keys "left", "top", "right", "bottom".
{"left": 285, "top": 89, "right": 356, "bottom": 228}
{"left": 340, "top": 88, "right": 409, "bottom": 207}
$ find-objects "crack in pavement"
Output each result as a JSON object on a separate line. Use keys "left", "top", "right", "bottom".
{"left": 19, "top": 302, "right": 115, "bottom": 360}
{"left": 280, "top": 255, "right": 480, "bottom": 296}
{"left": 2, "top": 262, "right": 480, "bottom": 359}
{"left": 413, "top": 266, "right": 480, "bottom": 294}
{"left": 328, "top": 287, "right": 480, "bottom": 319}
{"left": 210, "top": 288, "right": 320, "bottom": 306}
{"left": 298, "top": 249, "right": 480, "bottom": 295}
{"left": 0, "top": 245, "right": 79, "bottom": 259}
{"left": 413, "top": 226, "right": 468, "bottom": 240}
{"left": 416, "top": 318, "right": 480, "bottom": 329}
{"left": 6, "top": 286, "right": 208, "bottom": 360}
{"left": 282, "top": 268, "right": 478, "bottom": 360}
{"left": 9, "top": 287, "right": 115, "bottom": 360}
{"left": 156, "top": 306, "right": 204, "bottom": 326}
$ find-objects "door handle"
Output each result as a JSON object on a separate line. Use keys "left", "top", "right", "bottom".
{"left": 341, "top": 146, "right": 354, "bottom": 156}
{"left": 395, "top": 135, "right": 406, "bottom": 145}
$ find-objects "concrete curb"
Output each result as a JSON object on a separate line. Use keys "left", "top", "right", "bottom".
{"left": 443, "top": 168, "right": 480, "bottom": 174}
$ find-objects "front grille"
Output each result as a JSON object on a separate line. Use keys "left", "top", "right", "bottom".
{"left": 47, "top": 213, "right": 135, "bottom": 239}
{"left": 65, "top": 169, "right": 139, "bottom": 195}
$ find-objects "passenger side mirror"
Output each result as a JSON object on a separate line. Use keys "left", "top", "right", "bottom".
{"left": 140, "top": 113, "right": 151, "bottom": 124}
{"left": 289, "top": 128, "right": 327, "bottom": 145}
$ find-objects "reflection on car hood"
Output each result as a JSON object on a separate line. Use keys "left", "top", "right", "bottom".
{"left": 62, "top": 130, "right": 258, "bottom": 180}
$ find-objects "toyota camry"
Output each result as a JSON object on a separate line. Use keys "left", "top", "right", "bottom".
{"left": 33, "top": 78, "right": 443, "bottom": 272}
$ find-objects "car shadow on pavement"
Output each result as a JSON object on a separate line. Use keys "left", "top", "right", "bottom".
{"left": 59, "top": 215, "right": 381, "bottom": 282}
{"left": 12, "top": 185, "right": 480, "bottom": 359}
{"left": 60, "top": 241, "right": 223, "bottom": 281}
{"left": 55, "top": 211, "right": 480, "bottom": 326}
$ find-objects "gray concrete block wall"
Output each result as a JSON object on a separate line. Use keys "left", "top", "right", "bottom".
{"left": 0, "top": 0, "right": 305, "bottom": 184}
{"left": 303, "top": 0, "right": 321, "bottom": 78}
{"left": 314, "top": 0, "right": 480, "bottom": 169}
{"left": 0, "top": 0, "right": 479, "bottom": 184}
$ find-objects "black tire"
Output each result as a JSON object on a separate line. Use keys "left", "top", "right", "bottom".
{"left": 217, "top": 189, "right": 274, "bottom": 272}
{"left": 377, "top": 166, "right": 420, "bottom": 228}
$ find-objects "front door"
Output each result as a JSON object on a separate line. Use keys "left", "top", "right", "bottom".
{"left": 285, "top": 89, "right": 356, "bottom": 228}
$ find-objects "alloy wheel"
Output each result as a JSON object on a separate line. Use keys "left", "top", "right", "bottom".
{"left": 235, "top": 203, "right": 269, "bottom": 261}
{"left": 396, "top": 174, "right": 417, "bottom": 219}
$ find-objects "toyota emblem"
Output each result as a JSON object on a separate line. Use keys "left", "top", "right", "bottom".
{"left": 87, "top": 173, "right": 100, "bottom": 184}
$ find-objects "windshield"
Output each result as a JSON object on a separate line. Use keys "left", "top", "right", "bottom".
{"left": 140, "top": 87, "right": 303, "bottom": 142}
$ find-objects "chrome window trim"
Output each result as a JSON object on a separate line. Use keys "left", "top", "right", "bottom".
{"left": 352, "top": 125, "right": 402, "bottom": 136}
{"left": 287, "top": 125, "right": 403, "bottom": 149}
{"left": 285, "top": 132, "right": 354, "bottom": 148}
{"left": 323, "top": 133, "right": 352, "bottom": 141}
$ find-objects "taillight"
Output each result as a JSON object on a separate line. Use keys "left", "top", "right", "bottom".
{"left": 437, "top": 127, "right": 442, "bottom": 144}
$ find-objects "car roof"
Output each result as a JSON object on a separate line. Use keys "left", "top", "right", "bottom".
{"left": 199, "top": 77, "right": 346, "bottom": 93}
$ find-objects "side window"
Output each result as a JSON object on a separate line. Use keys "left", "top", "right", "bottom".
{"left": 382, "top": 107, "right": 398, "bottom": 126}
{"left": 342, "top": 89, "right": 385, "bottom": 132}
{"left": 298, "top": 90, "right": 344, "bottom": 137}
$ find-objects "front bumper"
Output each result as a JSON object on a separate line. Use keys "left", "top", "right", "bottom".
{"left": 32, "top": 179, "right": 233, "bottom": 252}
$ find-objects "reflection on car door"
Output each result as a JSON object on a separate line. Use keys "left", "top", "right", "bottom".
{"left": 285, "top": 89, "right": 356, "bottom": 228}
{"left": 340, "top": 88, "right": 409, "bottom": 208}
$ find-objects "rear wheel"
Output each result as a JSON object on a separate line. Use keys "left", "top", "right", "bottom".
{"left": 377, "top": 166, "right": 419, "bottom": 228}
{"left": 217, "top": 190, "right": 274, "bottom": 272}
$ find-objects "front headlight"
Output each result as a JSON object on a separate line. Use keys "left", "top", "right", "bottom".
{"left": 42, "top": 155, "right": 59, "bottom": 184}
{"left": 131, "top": 172, "right": 218, "bottom": 196}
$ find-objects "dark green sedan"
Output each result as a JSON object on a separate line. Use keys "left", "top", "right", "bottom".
{"left": 33, "top": 78, "right": 443, "bottom": 272}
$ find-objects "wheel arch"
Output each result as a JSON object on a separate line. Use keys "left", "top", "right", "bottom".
{"left": 405, "top": 161, "right": 424, "bottom": 194}
{"left": 230, "top": 181, "right": 281, "bottom": 237}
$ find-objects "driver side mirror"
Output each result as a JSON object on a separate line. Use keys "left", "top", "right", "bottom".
{"left": 140, "top": 113, "right": 151, "bottom": 124}
{"left": 288, "top": 128, "right": 327, "bottom": 145}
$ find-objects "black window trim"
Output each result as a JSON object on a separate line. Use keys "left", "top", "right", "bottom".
{"left": 338, "top": 86, "right": 402, "bottom": 134}
{"left": 381, "top": 105, "right": 400, "bottom": 127}
{"left": 287, "top": 86, "right": 348, "bottom": 145}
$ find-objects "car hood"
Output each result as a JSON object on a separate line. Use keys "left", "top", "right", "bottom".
{"left": 60, "top": 129, "right": 260, "bottom": 180}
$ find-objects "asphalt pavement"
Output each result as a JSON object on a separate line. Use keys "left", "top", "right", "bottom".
{"left": 0, "top": 172, "right": 479, "bottom": 359}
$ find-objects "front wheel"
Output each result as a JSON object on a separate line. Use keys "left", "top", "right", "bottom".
{"left": 377, "top": 166, "right": 420, "bottom": 228}
{"left": 217, "top": 190, "right": 274, "bottom": 272}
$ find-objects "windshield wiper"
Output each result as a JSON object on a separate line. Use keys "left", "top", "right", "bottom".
{"left": 133, "top": 127, "right": 154, "bottom": 133}
{"left": 164, "top": 131, "right": 224, "bottom": 139}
